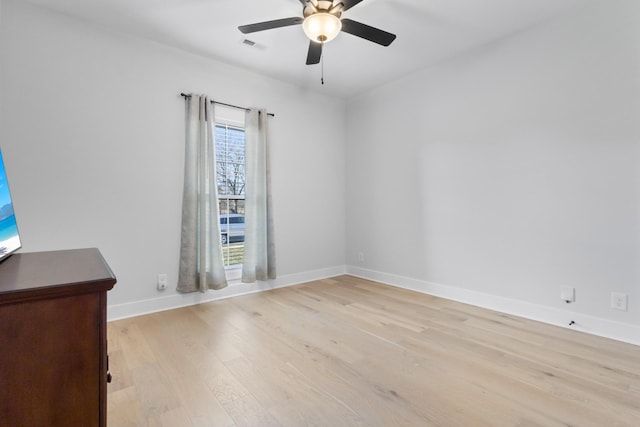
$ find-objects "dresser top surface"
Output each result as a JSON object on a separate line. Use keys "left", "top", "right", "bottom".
{"left": 0, "top": 248, "right": 116, "bottom": 300}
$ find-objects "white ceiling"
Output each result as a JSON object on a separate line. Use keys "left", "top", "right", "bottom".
{"left": 22, "top": 0, "right": 580, "bottom": 99}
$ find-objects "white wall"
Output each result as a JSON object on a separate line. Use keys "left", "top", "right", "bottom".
{"left": 346, "top": 0, "right": 640, "bottom": 343}
{"left": 0, "top": 0, "right": 346, "bottom": 316}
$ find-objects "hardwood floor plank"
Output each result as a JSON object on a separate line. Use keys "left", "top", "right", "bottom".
{"left": 107, "top": 386, "right": 146, "bottom": 427}
{"left": 108, "top": 275, "right": 640, "bottom": 426}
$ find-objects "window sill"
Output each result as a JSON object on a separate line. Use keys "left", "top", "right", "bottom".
{"left": 225, "top": 265, "right": 242, "bottom": 283}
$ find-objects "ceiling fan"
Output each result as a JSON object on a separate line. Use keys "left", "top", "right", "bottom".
{"left": 238, "top": 0, "right": 397, "bottom": 65}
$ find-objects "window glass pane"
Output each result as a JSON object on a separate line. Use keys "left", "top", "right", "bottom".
{"left": 216, "top": 124, "right": 245, "bottom": 268}
{"left": 216, "top": 126, "right": 245, "bottom": 197}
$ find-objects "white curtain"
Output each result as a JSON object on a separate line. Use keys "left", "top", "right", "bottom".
{"left": 242, "top": 109, "right": 276, "bottom": 283}
{"left": 177, "top": 95, "right": 228, "bottom": 292}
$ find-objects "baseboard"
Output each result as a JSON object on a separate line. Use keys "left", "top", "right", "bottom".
{"left": 107, "top": 265, "right": 347, "bottom": 321}
{"left": 346, "top": 266, "right": 640, "bottom": 347}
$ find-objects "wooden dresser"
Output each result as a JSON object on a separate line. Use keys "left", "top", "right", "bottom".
{"left": 0, "top": 248, "right": 117, "bottom": 427}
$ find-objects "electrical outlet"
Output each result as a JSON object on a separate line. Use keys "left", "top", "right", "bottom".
{"left": 358, "top": 252, "right": 365, "bottom": 263}
{"left": 560, "top": 286, "right": 575, "bottom": 303}
{"left": 611, "top": 292, "right": 627, "bottom": 311}
{"left": 157, "top": 273, "right": 168, "bottom": 291}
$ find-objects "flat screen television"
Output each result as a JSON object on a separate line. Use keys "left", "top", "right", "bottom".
{"left": 0, "top": 149, "right": 21, "bottom": 262}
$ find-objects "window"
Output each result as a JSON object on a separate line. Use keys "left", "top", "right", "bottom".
{"left": 215, "top": 119, "right": 245, "bottom": 268}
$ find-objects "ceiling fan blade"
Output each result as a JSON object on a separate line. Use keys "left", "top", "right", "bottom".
{"left": 238, "top": 17, "right": 304, "bottom": 34}
{"left": 341, "top": 0, "right": 365, "bottom": 11}
{"left": 306, "top": 41, "right": 323, "bottom": 65}
{"left": 340, "top": 18, "right": 396, "bottom": 46}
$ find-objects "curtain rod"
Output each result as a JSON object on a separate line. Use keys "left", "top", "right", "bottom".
{"left": 180, "top": 93, "right": 275, "bottom": 117}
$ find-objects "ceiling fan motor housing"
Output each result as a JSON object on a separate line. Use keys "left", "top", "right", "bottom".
{"left": 303, "top": 1, "right": 343, "bottom": 18}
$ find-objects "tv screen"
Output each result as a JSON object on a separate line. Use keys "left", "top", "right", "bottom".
{"left": 0, "top": 150, "right": 21, "bottom": 262}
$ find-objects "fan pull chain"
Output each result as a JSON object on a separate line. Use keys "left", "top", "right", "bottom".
{"left": 321, "top": 44, "right": 325, "bottom": 85}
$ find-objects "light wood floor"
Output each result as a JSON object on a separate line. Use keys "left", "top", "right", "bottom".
{"left": 107, "top": 276, "right": 640, "bottom": 426}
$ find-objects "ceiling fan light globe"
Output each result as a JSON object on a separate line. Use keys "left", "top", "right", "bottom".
{"left": 303, "top": 13, "right": 342, "bottom": 43}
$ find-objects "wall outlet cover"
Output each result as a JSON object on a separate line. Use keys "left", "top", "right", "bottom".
{"left": 611, "top": 292, "right": 628, "bottom": 311}
{"left": 158, "top": 273, "right": 168, "bottom": 291}
{"left": 560, "top": 286, "right": 575, "bottom": 303}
